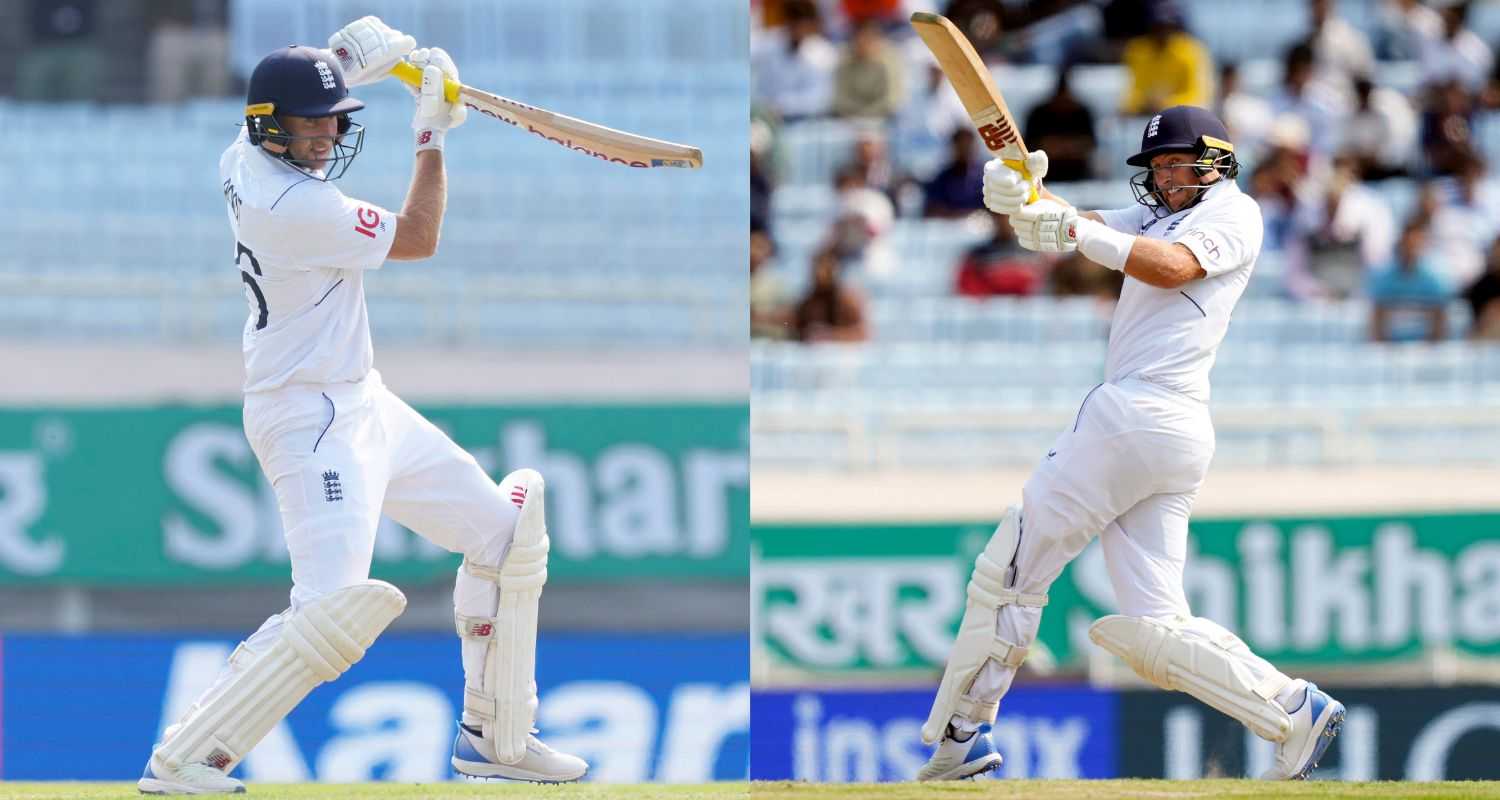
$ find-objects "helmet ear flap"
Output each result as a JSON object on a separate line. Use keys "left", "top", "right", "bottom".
{"left": 337, "top": 114, "right": 352, "bottom": 135}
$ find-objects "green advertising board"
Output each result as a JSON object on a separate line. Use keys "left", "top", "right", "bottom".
{"left": 754, "top": 513, "right": 1500, "bottom": 673}
{"left": 0, "top": 404, "right": 747, "bottom": 585}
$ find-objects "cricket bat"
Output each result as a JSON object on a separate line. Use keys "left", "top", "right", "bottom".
{"left": 909, "top": 12, "right": 1037, "bottom": 202}
{"left": 389, "top": 60, "right": 703, "bottom": 169}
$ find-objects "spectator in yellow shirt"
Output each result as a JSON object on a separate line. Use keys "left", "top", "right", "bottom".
{"left": 1120, "top": 1, "right": 1215, "bottom": 114}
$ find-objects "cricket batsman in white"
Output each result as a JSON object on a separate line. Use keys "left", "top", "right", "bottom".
{"left": 139, "top": 18, "right": 586, "bottom": 794}
{"left": 918, "top": 105, "right": 1345, "bottom": 782}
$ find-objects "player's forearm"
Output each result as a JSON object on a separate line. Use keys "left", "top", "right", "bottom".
{"left": 1120, "top": 237, "right": 1207, "bottom": 288}
{"left": 1070, "top": 217, "right": 1206, "bottom": 288}
{"left": 391, "top": 150, "right": 446, "bottom": 260}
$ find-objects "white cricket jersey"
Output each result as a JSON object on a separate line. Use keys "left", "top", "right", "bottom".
{"left": 219, "top": 130, "right": 397, "bottom": 393}
{"left": 1094, "top": 179, "right": 1263, "bottom": 403}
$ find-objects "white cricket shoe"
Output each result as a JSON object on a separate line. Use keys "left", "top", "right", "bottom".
{"left": 138, "top": 755, "right": 246, "bottom": 795}
{"left": 917, "top": 724, "right": 1003, "bottom": 781}
{"left": 452, "top": 722, "right": 588, "bottom": 783}
{"left": 1261, "top": 682, "right": 1345, "bottom": 780}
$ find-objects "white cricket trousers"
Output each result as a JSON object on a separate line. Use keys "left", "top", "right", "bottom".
{"left": 970, "top": 377, "right": 1215, "bottom": 701}
{"left": 179, "top": 369, "right": 522, "bottom": 723}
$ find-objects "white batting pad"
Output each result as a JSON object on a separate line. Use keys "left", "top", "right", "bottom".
{"left": 1089, "top": 614, "right": 1293, "bottom": 742}
{"left": 457, "top": 468, "right": 549, "bottom": 765}
{"left": 154, "top": 580, "right": 406, "bottom": 773}
{"left": 922, "top": 507, "right": 1049, "bottom": 744}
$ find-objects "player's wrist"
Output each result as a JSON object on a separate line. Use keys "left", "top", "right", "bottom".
{"left": 1073, "top": 217, "right": 1132, "bottom": 272}
{"left": 415, "top": 128, "right": 445, "bottom": 152}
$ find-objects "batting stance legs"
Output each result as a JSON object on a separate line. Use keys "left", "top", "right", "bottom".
{"left": 920, "top": 380, "right": 1344, "bottom": 781}
{"left": 141, "top": 372, "right": 584, "bottom": 794}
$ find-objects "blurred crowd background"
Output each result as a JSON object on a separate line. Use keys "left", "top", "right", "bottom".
{"left": 749, "top": 0, "right": 1500, "bottom": 784}
{"left": 0, "top": 0, "right": 749, "bottom": 784}
{"left": 751, "top": 0, "right": 1500, "bottom": 471}
{"left": 752, "top": 0, "right": 1500, "bottom": 343}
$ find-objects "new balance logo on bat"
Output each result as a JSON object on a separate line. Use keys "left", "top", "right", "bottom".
{"left": 463, "top": 102, "right": 654, "bottom": 168}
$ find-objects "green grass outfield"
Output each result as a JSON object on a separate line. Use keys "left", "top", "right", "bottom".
{"left": 0, "top": 784, "right": 748, "bottom": 800}
{"left": 750, "top": 781, "right": 1500, "bottom": 799}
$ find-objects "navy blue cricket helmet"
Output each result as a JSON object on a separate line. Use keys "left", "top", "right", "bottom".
{"left": 1126, "top": 105, "right": 1239, "bottom": 217}
{"left": 245, "top": 45, "right": 366, "bottom": 181}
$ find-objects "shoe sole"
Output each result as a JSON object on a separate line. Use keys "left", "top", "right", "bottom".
{"left": 1291, "top": 703, "right": 1346, "bottom": 780}
{"left": 921, "top": 752, "right": 1003, "bottom": 781}
{"left": 452, "top": 756, "right": 586, "bottom": 784}
{"left": 138, "top": 778, "right": 246, "bottom": 795}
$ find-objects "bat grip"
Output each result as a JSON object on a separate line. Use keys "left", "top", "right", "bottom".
{"left": 388, "top": 60, "right": 462, "bottom": 104}
{"left": 1002, "top": 158, "right": 1040, "bottom": 204}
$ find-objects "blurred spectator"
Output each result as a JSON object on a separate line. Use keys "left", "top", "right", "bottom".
{"left": 1269, "top": 42, "right": 1342, "bottom": 160}
{"left": 1418, "top": 1, "right": 1493, "bottom": 93}
{"left": 944, "top": 0, "right": 1098, "bottom": 62}
{"left": 1023, "top": 67, "right": 1098, "bottom": 182}
{"left": 1427, "top": 153, "right": 1500, "bottom": 288}
{"left": 1463, "top": 238, "right": 1500, "bottom": 339}
{"left": 893, "top": 62, "right": 972, "bottom": 172}
{"left": 145, "top": 0, "right": 230, "bottom": 104}
{"left": 794, "top": 248, "right": 869, "bottom": 342}
{"left": 16, "top": 0, "right": 102, "bottom": 101}
{"left": 1342, "top": 76, "right": 1418, "bottom": 180}
{"left": 1369, "top": 221, "right": 1449, "bottom": 343}
{"left": 955, "top": 212, "right": 1043, "bottom": 297}
{"left": 1294, "top": 155, "right": 1396, "bottom": 298}
{"left": 1052, "top": 251, "right": 1124, "bottom": 298}
{"left": 840, "top": 0, "right": 902, "bottom": 27}
{"left": 1251, "top": 143, "right": 1316, "bottom": 298}
{"left": 1217, "top": 62, "right": 1272, "bottom": 160}
{"left": 832, "top": 19, "right": 907, "bottom": 120}
{"left": 1377, "top": 0, "right": 1443, "bottom": 61}
{"left": 751, "top": 147, "right": 774, "bottom": 236}
{"left": 1485, "top": 58, "right": 1500, "bottom": 111}
{"left": 922, "top": 128, "right": 986, "bottom": 219}
{"left": 751, "top": 0, "right": 838, "bottom": 120}
{"left": 1421, "top": 78, "right": 1477, "bottom": 176}
{"left": 752, "top": 230, "right": 792, "bottom": 339}
{"left": 940, "top": 0, "right": 1010, "bottom": 60}
{"left": 1067, "top": 0, "right": 1154, "bottom": 65}
{"left": 844, "top": 127, "right": 918, "bottom": 210}
{"left": 1119, "top": 1, "right": 1213, "bottom": 115}
{"left": 829, "top": 166, "right": 896, "bottom": 276}
{"left": 1306, "top": 0, "right": 1373, "bottom": 108}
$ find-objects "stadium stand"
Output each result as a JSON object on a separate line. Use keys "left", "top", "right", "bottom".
{"left": 0, "top": 0, "right": 748, "bottom": 348}
{"left": 751, "top": 0, "right": 1500, "bottom": 470}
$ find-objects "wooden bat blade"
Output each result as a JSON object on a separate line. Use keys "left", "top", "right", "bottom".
{"left": 909, "top": 12, "right": 1029, "bottom": 164}
{"left": 460, "top": 87, "right": 702, "bottom": 169}
{"left": 387, "top": 60, "right": 702, "bottom": 169}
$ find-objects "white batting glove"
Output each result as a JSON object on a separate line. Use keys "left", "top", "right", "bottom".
{"left": 1010, "top": 199, "right": 1079, "bottom": 253}
{"left": 409, "top": 47, "right": 465, "bottom": 151}
{"left": 328, "top": 16, "right": 415, "bottom": 87}
{"left": 982, "top": 150, "right": 1049, "bottom": 216}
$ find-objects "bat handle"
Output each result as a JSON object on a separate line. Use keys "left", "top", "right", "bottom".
{"left": 1002, "top": 157, "right": 1040, "bottom": 205}
{"left": 388, "top": 60, "right": 462, "bottom": 104}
